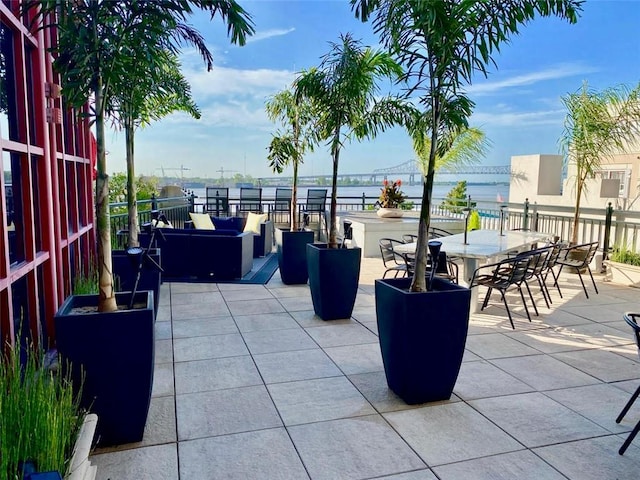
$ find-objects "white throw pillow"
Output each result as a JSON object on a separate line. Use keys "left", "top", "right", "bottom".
{"left": 189, "top": 212, "right": 215, "bottom": 230}
{"left": 243, "top": 212, "right": 268, "bottom": 234}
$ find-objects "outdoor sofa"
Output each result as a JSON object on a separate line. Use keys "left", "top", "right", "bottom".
{"left": 139, "top": 227, "right": 253, "bottom": 280}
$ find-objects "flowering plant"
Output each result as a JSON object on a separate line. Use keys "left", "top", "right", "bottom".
{"left": 378, "top": 179, "right": 406, "bottom": 208}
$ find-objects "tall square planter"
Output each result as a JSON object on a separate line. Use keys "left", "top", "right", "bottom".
{"left": 276, "top": 229, "right": 314, "bottom": 285}
{"left": 54, "top": 291, "right": 154, "bottom": 446}
{"left": 307, "top": 243, "right": 361, "bottom": 320}
{"left": 375, "top": 277, "right": 470, "bottom": 404}
{"left": 112, "top": 249, "right": 161, "bottom": 318}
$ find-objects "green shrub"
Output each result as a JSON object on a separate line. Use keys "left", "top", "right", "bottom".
{"left": 610, "top": 247, "right": 640, "bottom": 266}
{"left": 0, "top": 340, "right": 83, "bottom": 478}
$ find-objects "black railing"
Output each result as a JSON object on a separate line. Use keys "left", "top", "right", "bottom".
{"left": 109, "top": 192, "right": 640, "bottom": 255}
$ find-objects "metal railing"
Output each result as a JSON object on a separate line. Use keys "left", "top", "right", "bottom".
{"left": 109, "top": 192, "right": 640, "bottom": 256}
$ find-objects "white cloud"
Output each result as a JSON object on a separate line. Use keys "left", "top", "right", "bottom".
{"left": 184, "top": 65, "right": 295, "bottom": 98}
{"left": 467, "top": 63, "right": 598, "bottom": 95}
{"left": 471, "top": 108, "right": 565, "bottom": 127}
{"left": 246, "top": 27, "right": 296, "bottom": 43}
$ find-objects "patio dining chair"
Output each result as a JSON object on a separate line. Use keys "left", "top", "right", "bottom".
{"left": 205, "top": 187, "right": 229, "bottom": 216}
{"left": 615, "top": 312, "right": 640, "bottom": 455}
{"left": 302, "top": 189, "right": 328, "bottom": 241}
{"left": 273, "top": 187, "right": 292, "bottom": 224}
{"left": 379, "top": 238, "right": 410, "bottom": 278}
{"left": 238, "top": 187, "right": 263, "bottom": 216}
{"left": 470, "top": 253, "right": 535, "bottom": 329}
{"left": 554, "top": 241, "right": 599, "bottom": 299}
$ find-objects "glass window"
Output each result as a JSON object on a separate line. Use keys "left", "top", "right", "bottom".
{"left": 0, "top": 24, "right": 18, "bottom": 140}
{"left": 25, "top": 43, "right": 37, "bottom": 145}
{"left": 31, "top": 154, "right": 42, "bottom": 251}
{"left": 4, "top": 150, "right": 24, "bottom": 265}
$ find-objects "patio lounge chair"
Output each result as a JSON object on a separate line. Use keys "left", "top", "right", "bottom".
{"left": 205, "top": 187, "right": 229, "bottom": 216}
{"left": 616, "top": 312, "right": 640, "bottom": 455}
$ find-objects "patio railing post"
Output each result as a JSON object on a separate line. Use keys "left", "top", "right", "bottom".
{"left": 533, "top": 201, "right": 539, "bottom": 231}
{"left": 188, "top": 191, "right": 196, "bottom": 213}
{"left": 603, "top": 202, "right": 613, "bottom": 261}
{"left": 523, "top": 198, "right": 529, "bottom": 230}
{"left": 362, "top": 192, "right": 366, "bottom": 211}
{"left": 151, "top": 193, "right": 158, "bottom": 211}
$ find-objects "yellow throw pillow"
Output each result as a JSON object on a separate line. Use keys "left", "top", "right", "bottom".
{"left": 189, "top": 212, "right": 215, "bottom": 230}
{"left": 243, "top": 212, "right": 268, "bottom": 234}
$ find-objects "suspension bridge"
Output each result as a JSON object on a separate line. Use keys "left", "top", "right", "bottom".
{"left": 258, "top": 160, "right": 510, "bottom": 186}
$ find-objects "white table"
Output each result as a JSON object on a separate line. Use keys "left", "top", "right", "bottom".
{"left": 396, "top": 230, "right": 551, "bottom": 312}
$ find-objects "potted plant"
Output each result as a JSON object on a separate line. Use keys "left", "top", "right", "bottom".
{"left": 294, "top": 33, "right": 409, "bottom": 320}
{"left": 266, "top": 88, "right": 316, "bottom": 284}
{"left": 34, "top": 0, "right": 254, "bottom": 445}
{"left": 55, "top": 263, "right": 155, "bottom": 446}
{"left": 354, "top": 0, "right": 582, "bottom": 403}
{"left": 560, "top": 81, "right": 640, "bottom": 246}
{"left": 376, "top": 179, "right": 406, "bottom": 218}
{"left": 605, "top": 247, "right": 640, "bottom": 288}
{"left": 0, "top": 338, "right": 97, "bottom": 480}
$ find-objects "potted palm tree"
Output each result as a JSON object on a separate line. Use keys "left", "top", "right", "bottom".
{"left": 111, "top": 51, "right": 202, "bottom": 317}
{"left": 34, "top": 0, "right": 254, "bottom": 445}
{"left": 560, "top": 81, "right": 640, "bottom": 246}
{"left": 353, "top": 0, "right": 582, "bottom": 403}
{"left": 266, "top": 88, "right": 316, "bottom": 284}
{"left": 294, "top": 33, "right": 409, "bottom": 320}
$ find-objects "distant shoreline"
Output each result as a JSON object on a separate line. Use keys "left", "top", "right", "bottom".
{"left": 176, "top": 180, "right": 511, "bottom": 189}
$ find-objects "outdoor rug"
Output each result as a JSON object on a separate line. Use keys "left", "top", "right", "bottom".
{"left": 162, "top": 251, "right": 279, "bottom": 285}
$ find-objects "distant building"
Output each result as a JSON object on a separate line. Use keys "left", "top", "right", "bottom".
{"left": 0, "top": 2, "right": 94, "bottom": 347}
{"left": 510, "top": 144, "right": 640, "bottom": 211}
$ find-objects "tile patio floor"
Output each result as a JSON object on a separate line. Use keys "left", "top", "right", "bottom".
{"left": 91, "top": 257, "right": 640, "bottom": 479}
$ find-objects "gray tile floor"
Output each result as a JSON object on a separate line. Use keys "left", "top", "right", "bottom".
{"left": 91, "top": 258, "right": 640, "bottom": 479}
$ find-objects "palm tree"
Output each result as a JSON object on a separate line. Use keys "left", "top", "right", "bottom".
{"left": 352, "top": 0, "right": 582, "bottom": 291}
{"left": 266, "top": 88, "right": 317, "bottom": 231}
{"left": 414, "top": 125, "right": 491, "bottom": 176}
{"left": 560, "top": 81, "right": 640, "bottom": 245}
{"left": 113, "top": 50, "right": 201, "bottom": 248}
{"left": 32, "top": 0, "right": 254, "bottom": 311}
{"left": 295, "top": 33, "right": 411, "bottom": 248}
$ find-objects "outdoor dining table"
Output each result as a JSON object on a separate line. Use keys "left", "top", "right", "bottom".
{"left": 395, "top": 229, "right": 552, "bottom": 313}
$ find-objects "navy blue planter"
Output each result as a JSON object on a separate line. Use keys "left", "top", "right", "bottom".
{"left": 112, "top": 249, "right": 161, "bottom": 318}
{"left": 375, "top": 277, "right": 471, "bottom": 404}
{"left": 307, "top": 243, "right": 361, "bottom": 320}
{"left": 276, "top": 229, "right": 314, "bottom": 285}
{"left": 55, "top": 291, "right": 154, "bottom": 446}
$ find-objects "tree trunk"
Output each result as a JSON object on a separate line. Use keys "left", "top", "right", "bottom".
{"left": 126, "top": 117, "right": 139, "bottom": 248}
{"left": 328, "top": 128, "right": 340, "bottom": 248}
{"left": 571, "top": 178, "right": 584, "bottom": 245}
{"left": 291, "top": 158, "right": 298, "bottom": 231}
{"left": 95, "top": 80, "right": 117, "bottom": 312}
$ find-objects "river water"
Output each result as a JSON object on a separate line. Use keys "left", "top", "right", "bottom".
{"left": 187, "top": 184, "right": 510, "bottom": 210}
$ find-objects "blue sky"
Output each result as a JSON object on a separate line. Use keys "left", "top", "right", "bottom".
{"left": 105, "top": 0, "right": 640, "bottom": 181}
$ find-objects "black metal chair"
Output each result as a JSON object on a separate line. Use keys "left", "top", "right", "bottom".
{"left": 554, "top": 241, "right": 599, "bottom": 298}
{"left": 205, "top": 187, "right": 229, "bottom": 216}
{"left": 522, "top": 246, "right": 552, "bottom": 311}
{"left": 402, "top": 233, "right": 417, "bottom": 244}
{"left": 302, "top": 189, "right": 328, "bottom": 240}
{"left": 273, "top": 187, "right": 292, "bottom": 223}
{"left": 471, "top": 253, "right": 534, "bottom": 329}
{"left": 616, "top": 312, "right": 640, "bottom": 455}
{"left": 429, "top": 227, "right": 453, "bottom": 239}
{"left": 238, "top": 187, "right": 263, "bottom": 216}
{"left": 379, "top": 238, "right": 410, "bottom": 278}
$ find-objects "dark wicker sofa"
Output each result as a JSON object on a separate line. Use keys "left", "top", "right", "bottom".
{"left": 140, "top": 228, "right": 253, "bottom": 280}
